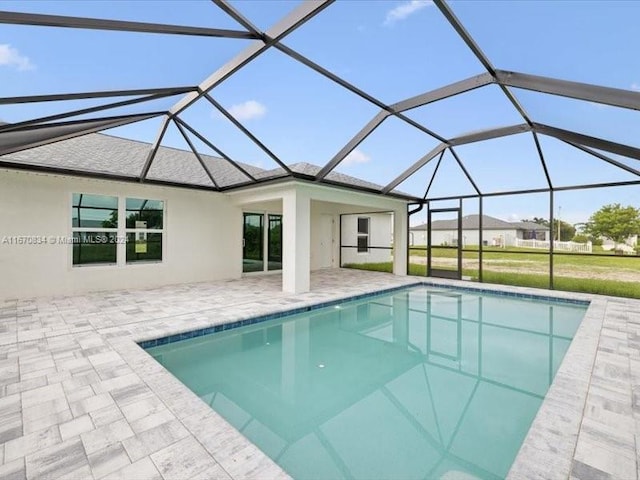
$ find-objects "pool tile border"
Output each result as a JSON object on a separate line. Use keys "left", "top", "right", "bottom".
{"left": 133, "top": 276, "right": 601, "bottom": 480}
{"left": 138, "top": 281, "right": 590, "bottom": 350}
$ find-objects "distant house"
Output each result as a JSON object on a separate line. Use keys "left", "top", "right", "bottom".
{"left": 410, "top": 214, "right": 550, "bottom": 247}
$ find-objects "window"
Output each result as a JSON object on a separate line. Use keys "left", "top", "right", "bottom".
{"left": 357, "top": 217, "right": 369, "bottom": 253}
{"left": 125, "top": 198, "right": 164, "bottom": 263}
{"left": 71, "top": 194, "right": 164, "bottom": 266}
{"left": 71, "top": 194, "right": 118, "bottom": 265}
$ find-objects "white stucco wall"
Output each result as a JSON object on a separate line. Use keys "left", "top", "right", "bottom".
{"left": 0, "top": 169, "right": 242, "bottom": 300}
{"left": 340, "top": 212, "right": 393, "bottom": 265}
{"left": 229, "top": 182, "right": 408, "bottom": 291}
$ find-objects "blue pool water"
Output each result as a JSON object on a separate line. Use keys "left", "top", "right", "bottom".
{"left": 146, "top": 285, "right": 587, "bottom": 479}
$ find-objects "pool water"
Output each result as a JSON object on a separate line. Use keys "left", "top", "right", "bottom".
{"left": 146, "top": 286, "right": 587, "bottom": 480}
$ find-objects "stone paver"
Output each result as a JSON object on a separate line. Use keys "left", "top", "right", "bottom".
{"left": 0, "top": 269, "right": 638, "bottom": 479}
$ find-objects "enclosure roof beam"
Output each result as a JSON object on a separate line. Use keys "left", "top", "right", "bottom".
{"left": 432, "top": 1, "right": 494, "bottom": 75}
{"left": 139, "top": 115, "right": 170, "bottom": 181}
{"left": 534, "top": 123, "right": 640, "bottom": 161}
{"left": 532, "top": 132, "right": 553, "bottom": 189}
{"left": 449, "top": 147, "right": 482, "bottom": 195}
{"left": 496, "top": 70, "right": 640, "bottom": 111}
{"left": 432, "top": 0, "right": 533, "bottom": 127}
{"left": 564, "top": 140, "right": 640, "bottom": 178}
{"left": 426, "top": 178, "right": 640, "bottom": 202}
{"left": 0, "top": 111, "right": 162, "bottom": 157}
{"left": 0, "top": 90, "right": 181, "bottom": 133}
{"left": 168, "top": 0, "right": 333, "bottom": 117}
{"left": 383, "top": 123, "right": 530, "bottom": 194}
{"left": 423, "top": 150, "right": 446, "bottom": 200}
{"left": 316, "top": 110, "right": 391, "bottom": 180}
{"left": 201, "top": 92, "right": 288, "bottom": 173}
{"left": 390, "top": 73, "right": 495, "bottom": 113}
{"left": 315, "top": 73, "right": 503, "bottom": 182}
{"left": 448, "top": 123, "right": 531, "bottom": 146}
{"left": 382, "top": 143, "right": 447, "bottom": 194}
{"left": 172, "top": 118, "right": 220, "bottom": 189}
{"left": 272, "top": 42, "right": 446, "bottom": 142}
{"left": 216, "top": 0, "right": 450, "bottom": 175}
{"left": 173, "top": 116, "right": 257, "bottom": 182}
{"left": 216, "top": 0, "right": 390, "bottom": 110}
{"left": 0, "top": 10, "right": 258, "bottom": 38}
{"left": 0, "top": 86, "right": 197, "bottom": 105}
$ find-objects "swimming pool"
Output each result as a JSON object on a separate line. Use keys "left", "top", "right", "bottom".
{"left": 145, "top": 285, "right": 588, "bottom": 479}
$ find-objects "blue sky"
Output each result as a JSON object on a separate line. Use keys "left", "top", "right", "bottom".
{"left": 2, "top": 0, "right": 640, "bottom": 225}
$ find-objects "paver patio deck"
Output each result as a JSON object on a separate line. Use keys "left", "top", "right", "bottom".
{"left": 0, "top": 269, "right": 638, "bottom": 480}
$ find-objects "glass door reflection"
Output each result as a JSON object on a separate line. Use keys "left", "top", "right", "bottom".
{"left": 268, "top": 214, "right": 282, "bottom": 271}
{"left": 243, "top": 213, "right": 264, "bottom": 272}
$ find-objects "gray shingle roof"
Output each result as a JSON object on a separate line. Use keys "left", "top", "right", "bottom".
{"left": 512, "top": 221, "right": 550, "bottom": 231}
{"left": 1, "top": 134, "right": 400, "bottom": 193}
{"left": 1, "top": 133, "right": 264, "bottom": 188}
{"left": 411, "top": 214, "right": 550, "bottom": 231}
{"left": 256, "top": 162, "right": 388, "bottom": 191}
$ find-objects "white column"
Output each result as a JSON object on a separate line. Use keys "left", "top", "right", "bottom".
{"left": 282, "top": 188, "right": 311, "bottom": 293}
{"left": 393, "top": 207, "right": 408, "bottom": 276}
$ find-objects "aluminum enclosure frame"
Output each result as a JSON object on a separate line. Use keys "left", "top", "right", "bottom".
{"left": 1, "top": 0, "right": 639, "bottom": 294}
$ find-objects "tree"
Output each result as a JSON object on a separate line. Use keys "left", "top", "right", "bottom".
{"left": 585, "top": 203, "right": 640, "bottom": 248}
{"left": 554, "top": 219, "right": 576, "bottom": 242}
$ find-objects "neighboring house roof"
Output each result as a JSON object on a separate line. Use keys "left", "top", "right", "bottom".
{"left": 2, "top": 133, "right": 394, "bottom": 193}
{"left": 410, "top": 214, "right": 550, "bottom": 231}
{"left": 511, "top": 220, "right": 550, "bottom": 231}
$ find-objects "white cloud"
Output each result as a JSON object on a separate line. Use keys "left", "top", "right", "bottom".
{"left": 631, "top": 82, "right": 640, "bottom": 92}
{"left": 342, "top": 148, "right": 371, "bottom": 166}
{"left": 384, "top": 0, "right": 432, "bottom": 26}
{"left": 227, "top": 100, "right": 266, "bottom": 121}
{"left": 0, "top": 44, "right": 35, "bottom": 71}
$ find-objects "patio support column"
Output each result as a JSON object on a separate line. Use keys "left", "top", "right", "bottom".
{"left": 393, "top": 207, "right": 408, "bottom": 276}
{"left": 282, "top": 188, "right": 311, "bottom": 294}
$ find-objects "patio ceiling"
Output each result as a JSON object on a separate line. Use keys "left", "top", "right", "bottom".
{"left": 1, "top": 0, "right": 640, "bottom": 201}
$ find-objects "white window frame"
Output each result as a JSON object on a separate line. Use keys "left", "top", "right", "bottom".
{"left": 357, "top": 216, "right": 370, "bottom": 254}
{"left": 70, "top": 193, "right": 119, "bottom": 267}
{"left": 70, "top": 193, "right": 165, "bottom": 268}
{"left": 242, "top": 210, "right": 283, "bottom": 275}
{"left": 124, "top": 197, "right": 165, "bottom": 265}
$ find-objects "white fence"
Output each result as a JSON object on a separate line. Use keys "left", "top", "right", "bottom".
{"left": 514, "top": 238, "right": 593, "bottom": 253}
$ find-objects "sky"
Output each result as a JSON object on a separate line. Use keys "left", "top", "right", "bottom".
{"left": 2, "top": 0, "right": 640, "bottom": 226}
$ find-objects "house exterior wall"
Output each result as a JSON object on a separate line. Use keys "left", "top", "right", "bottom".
{"left": 229, "top": 182, "right": 407, "bottom": 285}
{"left": 411, "top": 228, "right": 541, "bottom": 247}
{"left": 0, "top": 172, "right": 409, "bottom": 299}
{"left": 516, "top": 229, "right": 549, "bottom": 242}
{"left": 340, "top": 212, "right": 393, "bottom": 265}
{"left": 0, "top": 169, "right": 242, "bottom": 300}
{"left": 310, "top": 203, "right": 338, "bottom": 270}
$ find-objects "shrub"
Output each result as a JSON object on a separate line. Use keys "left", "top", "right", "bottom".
{"left": 590, "top": 237, "right": 603, "bottom": 246}
{"left": 572, "top": 234, "right": 589, "bottom": 244}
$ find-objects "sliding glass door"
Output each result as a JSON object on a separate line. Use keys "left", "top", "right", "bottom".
{"left": 243, "top": 213, "right": 264, "bottom": 273}
{"left": 267, "top": 214, "right": 282, "bottom": 271}
{"left": 243, "top": 212, "right": 283, "bottom": 273}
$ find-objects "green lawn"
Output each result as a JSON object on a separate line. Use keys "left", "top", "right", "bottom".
{"left": 342, "top": 259, "right": 640, "bottom": 299}
{"left": 409, "top": 245, "right": 639, "bottom": 268}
